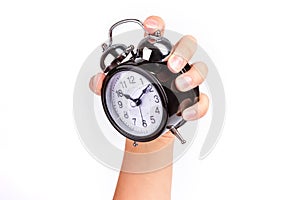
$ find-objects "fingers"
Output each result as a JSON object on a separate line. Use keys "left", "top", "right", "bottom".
{"left": 168, "top": 34, "right": 208, "bottom": 120}
{"left": 182, "top": 93, "right": 209, "bottom": 121}
{"left": 143, "top": 16, "right": 165, "bottom": 35}
{"left": 168, "top": 35, "right": 197, "bottom": 73}
{"left": 175, "top": 61, "right": 208, "bottom": 92}
{"left": 89, "top": 73, "right": 105, "bottom": 95}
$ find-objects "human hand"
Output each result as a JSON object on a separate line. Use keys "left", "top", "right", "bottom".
{"left": 89, "top": 16, "right": 209, "bottom": 153}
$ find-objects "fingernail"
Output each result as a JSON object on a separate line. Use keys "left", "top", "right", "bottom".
{"left": 168, "top": 55, "right": 184, "bottom": 73}
{"left": 176, "top": 75, "right": 192, "bottom": 91}
{"left": 145, "top": 18, "right": 159, "bottom": 30}
{"left": 182, "top": 107, "right": 197, "bottom": 120}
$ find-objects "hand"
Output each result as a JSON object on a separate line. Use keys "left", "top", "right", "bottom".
{"left": 89, "top": 16, "right": 209, "bottom": 153}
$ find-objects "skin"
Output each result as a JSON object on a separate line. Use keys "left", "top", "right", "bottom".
{"left": 90, "top": 16, "right": 209, "bottom": 200}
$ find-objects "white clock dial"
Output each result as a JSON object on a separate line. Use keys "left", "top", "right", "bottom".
{"left": 104, "top": 69, "right": 165, "bottom": 138}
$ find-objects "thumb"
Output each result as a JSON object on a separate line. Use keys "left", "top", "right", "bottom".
{"left": 89, "top": 73, "right": 105, "bottom": 95}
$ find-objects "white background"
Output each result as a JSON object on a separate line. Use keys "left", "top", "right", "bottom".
{"left": 1, "top": 0, "right": 300, "bottom": 199}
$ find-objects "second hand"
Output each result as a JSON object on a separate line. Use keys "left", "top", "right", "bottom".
{"left": 138, "top": 105, "right": 144, "bottom": 122}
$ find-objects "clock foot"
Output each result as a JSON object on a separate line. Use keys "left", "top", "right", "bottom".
{"left": 133, "top": 141, "right": 138, "bottom": 147}
{"left": 169, "top": 126, "right": 186, "bottom": 144}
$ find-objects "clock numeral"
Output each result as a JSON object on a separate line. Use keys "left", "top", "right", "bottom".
{"left": 132, "top": 118, "right": 136, "bottom": 125}
{"left": 142, "top": 120, "right": 147, "bottom": 127}
{"left": 127, "top": 76, "right": 136, "bottom": 84}
{"left": 150, "top": 116, "right": 155, "bottom": 124}
{"left": 149, "top": 84, "right": 154, "bottom": 92}
{"left": 155, "top": 107, "right": 160, "bottom": 114}
{"left": 118, "top": 101, "right": 123, "bottom": 108}
{"left": 116, "top": 89, "right": 123, "bottom": 97}
{"left": 120, "top": 81, "right": 127, "bottom": 89}
{"left": 154, "top": 95, "right": 159, "bottom": 103}
{"left": 140, "top": 78, "right": 144, "bottom": 85}
{"left": 124, "top": 111, "right": 129, "bottom": 119}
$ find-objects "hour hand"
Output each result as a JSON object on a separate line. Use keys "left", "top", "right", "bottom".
{"left": 123, "top": 93, "right": 134, "bottom": 101}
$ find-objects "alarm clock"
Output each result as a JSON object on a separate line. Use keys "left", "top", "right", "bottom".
{"left": 99, "top": 19, "right": 199, "bottom": 146}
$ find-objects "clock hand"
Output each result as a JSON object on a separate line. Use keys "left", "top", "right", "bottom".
{"left": 136, "top": 84, "right": 151, "bottom": 101}
{"left": 123, "top": 93, "right": 139, "bottom": 107}
{"left": 124, "top": 84, "right": 151, "bottom": 107}
{"left": 123, "top": 93, "right": 135, "bottom": 101}
{"left": 138, "top": 105, "right": 144, "bottom": 124}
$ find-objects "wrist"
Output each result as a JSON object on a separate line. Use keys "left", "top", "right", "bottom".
{"left": 121, "top": 132, "right": 175, "bottom": 173}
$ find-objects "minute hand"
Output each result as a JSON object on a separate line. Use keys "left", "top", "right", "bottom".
{"left": 136, "top": 84, "right": 151, "bottom": 100}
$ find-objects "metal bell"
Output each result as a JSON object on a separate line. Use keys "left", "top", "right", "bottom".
{"left": 136, "top": 32, "right": 172, "bottom": 62}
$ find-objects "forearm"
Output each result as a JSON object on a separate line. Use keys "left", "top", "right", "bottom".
{"left": 113, "top": 164, "right": 172, "bottom": 200}
{"left": 113, "top": 137, "right": 174, "bottom": 200}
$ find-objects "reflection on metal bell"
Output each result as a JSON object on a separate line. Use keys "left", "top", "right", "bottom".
{"left": 136, "top": 35, "right": 172, "bottom": 62}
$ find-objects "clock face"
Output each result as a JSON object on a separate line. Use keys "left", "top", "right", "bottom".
{"left": 102, "top": 67, "right": 168, "bottom": 141}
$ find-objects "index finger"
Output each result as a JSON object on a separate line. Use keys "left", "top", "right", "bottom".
{"left": 168, "top": 35, "right": 197, "bottom": 73}
{"left": 143, "top": 16, "right": 165, "bottom": 35}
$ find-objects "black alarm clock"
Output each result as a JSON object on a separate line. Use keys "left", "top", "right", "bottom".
{"left": 99, "top": 19, "right": 199, "bottom": 146}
